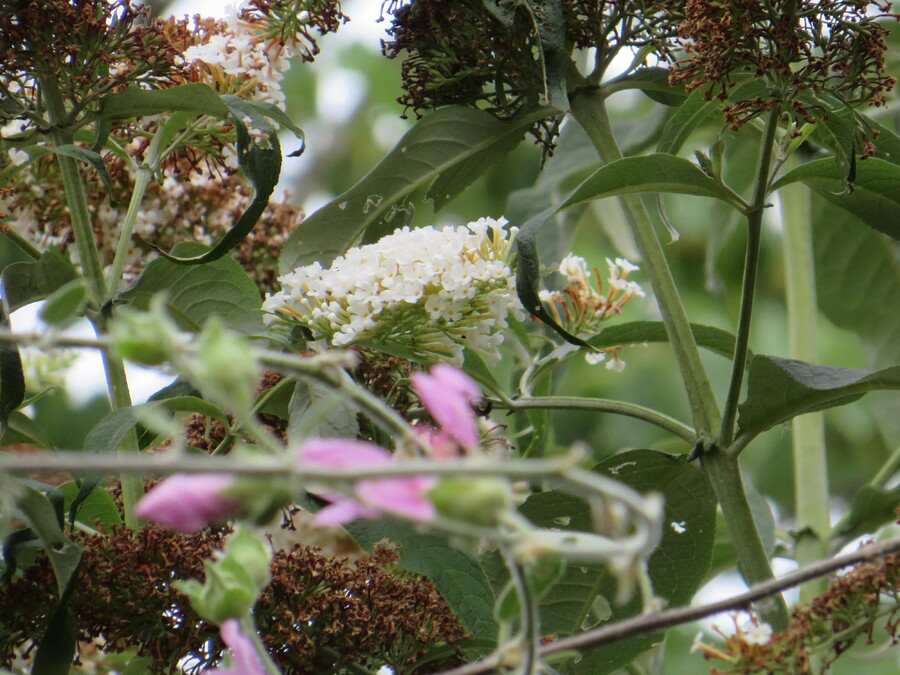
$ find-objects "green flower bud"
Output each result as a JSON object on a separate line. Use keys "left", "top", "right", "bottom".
{"left": 189, "top": 318, "right": 260, "bottom": 413}
{"left": 428, "top": 477, "right": 511, "bottom": 526}
{"left": 110, "top": 295, "right": 187, "bottom": 366}
{"left": 174, "top": 526, "right": 272, "bottom": 623}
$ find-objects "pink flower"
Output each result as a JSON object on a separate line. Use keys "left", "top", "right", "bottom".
{"left": 205, "top": 619, "right": 266, "bottom": 675}
{"left": 135, "top": 473, "right": 242, "bottom": 532}
{"left": 297, "top": 438, "right": 436, "bottom": 526}
{"left": 411, "top": 364, "right": 482, "bottom": 450}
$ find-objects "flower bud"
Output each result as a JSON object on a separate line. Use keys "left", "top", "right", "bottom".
{"left": 189, "top": 318, "right": 260, "bottom": 413}
{"left": 428, "top": 477, "right": 511, "bottom": 526}
{"left": 110, "top": 295, "right": 187, "bottom": 366}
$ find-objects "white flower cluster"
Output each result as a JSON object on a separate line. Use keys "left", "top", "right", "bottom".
{"left": 540, "top": 254, "right": 645, "bottom": 370}
{"left": 181, "top": 7, "right": 291, "bottom": 105}
{"left": 264, "top": 218, "right": 526, "bottom": 364}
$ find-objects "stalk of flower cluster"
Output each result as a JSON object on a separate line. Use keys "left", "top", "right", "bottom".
{"left": 37, "top": 72, "right": 144, "bottom": 525}
{"left": 566, "top": 64, "right": 788, "bottom": 629}
{"left": 781, "top": 177, "right": 829, "bottom": 601}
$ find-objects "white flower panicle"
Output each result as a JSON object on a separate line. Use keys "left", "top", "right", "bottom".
{"left": 264, "top": 218, "right": 526, "bottom": 364}
{"left": 539, "top": 254, "right": 645, "bottom": 370}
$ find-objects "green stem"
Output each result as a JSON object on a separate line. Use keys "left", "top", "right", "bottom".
{"left": 491, "top": 396, "right": 696, "bottom": 445}
{"left": 718, "top": 110, "right": 781, "bottom": 447}
{"left": 781, "top": 179, "right": 829, "bottom": 601}
{"left": 699, "top": 448, "right": 790, "bottom": 629}
{"left": 107, "top": 167, "right": 152, "bottom": 296}
{"left": 567, "top": 69, "right": 720, "bottom": 436}
{"left": 38, "top": 75, "right": 107, "bottom": 308}
{"left": 38, "top": 72, "right": 143, "bottom": 525}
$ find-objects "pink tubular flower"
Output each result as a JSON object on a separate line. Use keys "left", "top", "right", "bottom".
{"left": 296, "top": 438, "right": 436, "bottom": 526}
{"left": 135, "top": 473, "right": 242, "bottom": 532}
{"left": 411, "top": 364, "right": 482, "bottom": 450}
{"left": 205, "top": 619, "right": 266, "bottom": 675}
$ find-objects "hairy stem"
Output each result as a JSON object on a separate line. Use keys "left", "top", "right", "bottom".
{"left": 39, "top": 73, "right": 143, "bottom": 525}
{"left": 491, "top": 396, "right": 696, "bottom": 444}
{"left": 781, "top": 179, "right": 829, "bottom": 601}
{"left": 566, "top": 68, "right": 720, "bottom": 436}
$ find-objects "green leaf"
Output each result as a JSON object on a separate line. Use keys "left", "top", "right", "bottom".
{"left": 812, "top": 201, "right": 900, "bottom": 445}
{"left": 738, "top": 356, "right": 900, "bottom": 439}
{"left": 152, "top": 122, "right": 281, "bottom": 264}
{"left": 0, "top": 312, "right": 23, "bottom": 436}
{"left": 560, "top": 154, "right": 747, "bottom": 212}
{"left": 345, "top": 520, "right": 498, "bottom": 644}
{"left": 832, "top": 485, "right": 900, "bottom": 543}
{"left": 25, "top": 144, "right": 117, "bottom": 204}
{"left": 278, "top": 105, "right": 555, "bottom": 273}
{"left": 287, "top": 378, "right": 359, "bottom": 444}
{"left": 119, "top": 242, "right": 263, "bottom": 333}
{"left": 657, "top": 78, "right": 767, "bottom": 155}
{"left": 605, "top": 67, "right": 688, "bottom": 106}
{"left": 588, "top": 321, "right": 739, "bottom": 359}
{"left": 56, "top": 481, "right": 123, "bottom": 530}
{"left": 97, "top": 82, "right": 230, "bottom": 120}
{"left": 15, "top": 484, "right": 82, "bottom": 595}
{"left": 1, "top": 248, "right": 78, "bottom": 313}
{"left": 1, "top": 410, "right": 54, "bottom": 449}
{"left": 514, "top": 206, "right": 594, "bottom": 348}
{"left": 771, "top": 157, "right": 900, "bottom": 239}
{"left": 518, "top": 451, "right": 715, "bottom": 672}
{"left": 38, "top": 278, "right": 88, "bottom": 326}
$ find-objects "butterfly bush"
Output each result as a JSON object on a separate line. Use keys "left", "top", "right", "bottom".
{"left": 264, "top": 218, "right": 527, "bottom": 364}
{"left": 540, "top": 254, "right": 645, "bottom": 369}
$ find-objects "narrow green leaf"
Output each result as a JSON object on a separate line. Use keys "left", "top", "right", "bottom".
{"left": 0, "top": 305, "right": 24, "bottom": 436}
{"left": 588, "top": 321, "right": 739, "bottom": 359}
{"left": 832, "top": 485, "right": 900, "bottom": 543}
{"left": 97, "top": 82, "right": 230, "bottom": 120}
{"left": 119, "top": 242, "right": 263, "bottom": 333}
{"left": 657, "top": 78, "right": 767, "bottom": 155}
{"left": 771, "top": 157, "right": 900, "bottom": 239}
{"left": 1, "top": 410, "right": 54, "bottom": 449}
{"left": 25, "top": 144, "right": 117, "bottom": 204}
{"left": 31, "top": 573, "right": 79, "bottom": 675}
{"left": 1, "top": 248, "right": 78, "bottom": 313}
{"left": 278, "top": 105, "right": 555, "bottom": 273}
{"left": 605, "top": 67, "right": 688, "bottom": 106}
{"left": 514, "top": 206, "right": 594, "bottom": 348}
{"left": 151, "top": 122, "right": 281, "bottom": 264}
{"left": 38, "top": 278, "right": 88, "bottom": 325}
{"left": 15, "top": 484, "right": 82, "bottom": 595}
{"left": 560, "top": 154, "right": 747, "bottom": 212}
{"left": 345, "top": 520, "right": 498, "bottom": 644}
{"left": 738, "top": 356, "right": 900, "bottom": 439}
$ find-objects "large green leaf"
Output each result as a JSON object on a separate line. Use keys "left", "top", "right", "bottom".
{"left": 737, "top": 355, "right": 900, "bottom": 440}
{"left": 57, "top": 481, "right": 123, "bottom": 530}
{"left": 119, "top": 242, "right": 263, "bottom": 333}
{"left": 831, "top": 484, "right": 900, "bottom": 545}
{"left": 287, "top": 378, "right": 359, "bottom": 445}
{"left": 812, "top": 201, "right": 900, "bottom": 445}
{"left": 1, "top": 248, "right": 78, "bottom": 313}
{"left": 278, "top": 105, "right": 555, "bottom": 273}
{"left": 605, "top": 67, "right": 689, "bottom": 107}
{"left": 771, "top": 157, "right": 900, "bottom": 239}
{"left": 560, "top": 154, "right": 747, "bottom": 212}
{"left": 345, "top": 520, "right": 498, "bottom": 644}
{"left": 518, "top": 450, "right": 716, "bottom": 673}
{"left": 0, "top": 306, "right": 23, "bottom": 436}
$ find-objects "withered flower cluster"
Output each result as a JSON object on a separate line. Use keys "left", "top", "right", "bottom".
{"left": 384, "top": 1, "right": 895, "bottom": 136}
{"left": 382, "top": 0, "right": 675, "bottom": 118}
{"left": 668, "top": 0, "right": 897, "bottom": 129}
{"left": 697, "top": 551, "right": 900, "bottom": 674}
{"left": 0, "top": 526, "right": 467, "bottom": 673}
